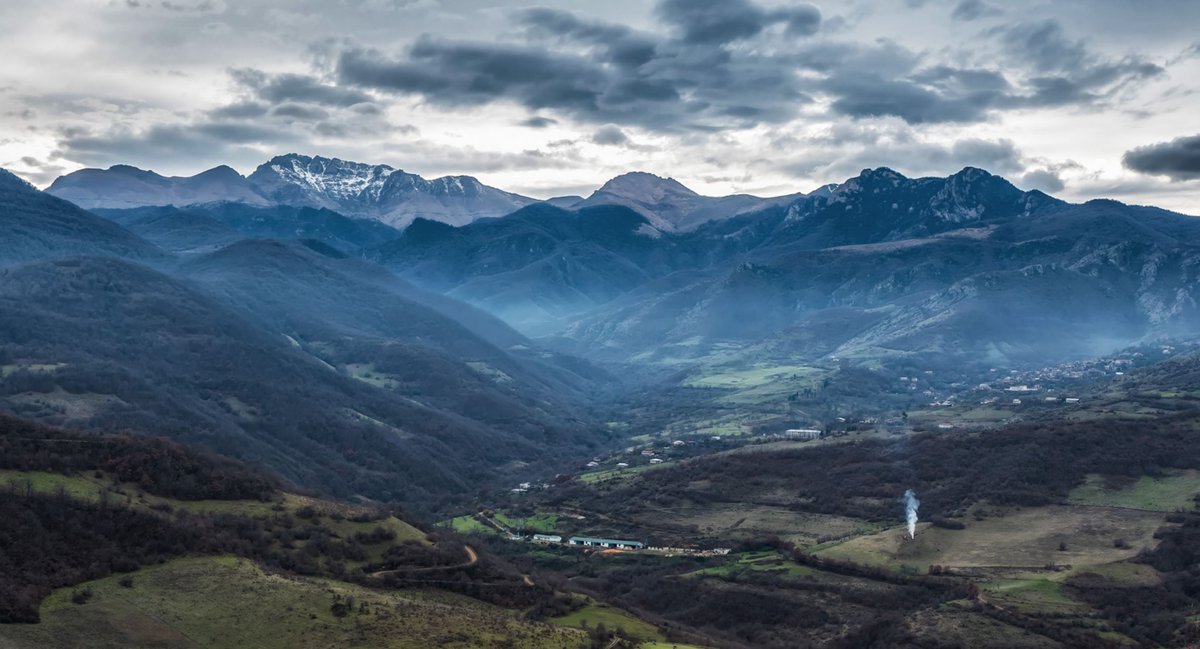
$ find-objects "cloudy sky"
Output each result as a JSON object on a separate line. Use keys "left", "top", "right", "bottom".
{"left": 1, "top": 0, "right": 1198, "bottom": 211}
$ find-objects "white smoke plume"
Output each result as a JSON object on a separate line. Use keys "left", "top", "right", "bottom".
{"left": 903, "top": 489, "right": 920, "bottom": 539}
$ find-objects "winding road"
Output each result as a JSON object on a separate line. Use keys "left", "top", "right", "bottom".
{"left": 368, "top": 544, "right": 478, "bottom": 578}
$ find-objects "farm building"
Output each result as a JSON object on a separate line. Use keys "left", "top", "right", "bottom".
{"left": 650, "top": 458, "right": 664, "bottom": 464}
{"left": 569, "top": 536, "right": 644, "bottom": 550}
{"left": 783, "top": 428, "right": 821, "bottom": 440}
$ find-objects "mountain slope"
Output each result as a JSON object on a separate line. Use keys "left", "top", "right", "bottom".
{"left": 96, "top": 203, "right": 403, "bottom": 255}
{"left": 574, "top": 171, "right": 801, "bottom": 231}
{"left": 375, "top": 203, "right": 708, "bottom": 334}
{"left": 0, "top": 256, "right": 603, "bottom": 504}
{"left": 560, "top": 173, "right": 1200, "bottom": 366}
{"left": 248, "top": 154, "right": 535, "bottom": 227}
{"left": 46, "top": 164, "right": 269, "bottom": 209}
{"left": 0, "top": 169, "right": 162, "bottom": 266}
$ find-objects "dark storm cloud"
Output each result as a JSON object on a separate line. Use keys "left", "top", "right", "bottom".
{"left": 338, "top": 39, "right": 607, "bottom": 110}
{"left": 517, "top": 8, "right": 658, "bottom": 69}
{"left": 332, "top": 0, "right": 1166, "bottom": 132}
{"left": 335, "top": 24, "right": 809, "bottom": 131}
{"left": 332, "top": 0, "right": 818, "bottom": 131}
{"left": 1123, "top": 135, "right": 1200, "bottom": 180}
{"left": 230, "top": 68, "right": 373, "bottom": 107}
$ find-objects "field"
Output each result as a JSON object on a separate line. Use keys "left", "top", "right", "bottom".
{"left": 0, "top": 362, "right": 65, "bottom": 378}
{"left": 684, "top": 364, "right": 821, "bottom": 390}
{"left": 907, "top": 404, "right": 1014, "bottom": 428}
{"left": 0, "top": 556, "right": 584, "bottom": 649}
{"left": 494, "top": 512, "right": 560, "bottom": 534}
{"left": 549, "top": 601, "right": 665, "bottom": 643}
{"left": 345, "top": 363, "right": 399, "bottom": 390}
{"left": 815, "top": 505, "right": 1166, "bottom": 572}
{"left": 1068, "top": 470, "right": 1200, "bottom": 511}
{"left": 2, "top": 388, "right": 127, "bottom": 420}
{"left": 626, "top": 503, "right": 872, "bottom": 545}
{"left": 688, "top": 550, "right": 813, "bottom": 579}
{"left": 579, "top": 462, "right": 670, "bottom": 484}
{"left": 448, "top": 514, "right": 494, "bottom": 535}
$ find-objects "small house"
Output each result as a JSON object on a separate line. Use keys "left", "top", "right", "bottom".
{"left": 532, "top": 534, "right": 562, "bottom": 543}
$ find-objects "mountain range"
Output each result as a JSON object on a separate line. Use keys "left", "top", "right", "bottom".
{"left": 9, "top": 155, "right": 1200, "bottom": 502}
{"left": 378, "top": 166, "right": 1200, "bottom": 369}
{"left": 47, "top": 154, "right": 533, "bottom": 228}
{"left": 45, "top": 155, "right": 809, "bottom": 231}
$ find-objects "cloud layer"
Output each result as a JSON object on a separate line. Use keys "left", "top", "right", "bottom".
{"left": 0, "top": 0, "right": 1197, "bottom": 212}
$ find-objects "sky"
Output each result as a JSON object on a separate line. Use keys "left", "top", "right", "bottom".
{"left": 1, "top": 0, "right": 1198, "bottom": 212}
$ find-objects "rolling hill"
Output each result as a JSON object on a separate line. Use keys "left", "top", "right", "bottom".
{"left": 0, "top": 169, "right": 162, "bottom": 267}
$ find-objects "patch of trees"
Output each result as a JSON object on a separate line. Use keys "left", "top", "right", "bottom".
{"left": 588, "top": 411, "right": 1200, "bottom": 523}
{"left": 1064, "top": 512, "right": 1200, "bottom": 648}
{"left": 0, "top": 414, "right": 276, "bottom": 500}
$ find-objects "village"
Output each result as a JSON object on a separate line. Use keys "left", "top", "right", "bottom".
{"left": 450, "top": 509, "right": 732, "bottom": 558}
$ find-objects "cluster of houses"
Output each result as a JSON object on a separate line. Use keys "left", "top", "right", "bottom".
{"left": 581, "top": 439, "right": 702, "bottom": 473}
{"left": 528, "top": 534, "right": 732, "bottom": 556}
{"left": 529, "top": 534, "right": 645, "bottom": 550}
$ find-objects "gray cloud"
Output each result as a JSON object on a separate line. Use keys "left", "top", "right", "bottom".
{"left": 823, "top": 66, "right": 1010, "bottom": 124}
{"left": 230, "top": 68, "right": 374, "bottom": 107}
{"left": 332, "top": 0, "right": 823, "bottom": 132}
{"left": 517, "top": 8, "right": 657, "bottom": 69}
{"left": 997, "top": 20, "right": 1162, "bottom": 106}
{"left": 324, "top": 2, "right": 1169, "bottom": 133}
{"left": 1020, "top": 168, "right": 1065, "bottom": 193}
{"left": 5, "top": 156, "right": 69, "bottom": 186}
{"left": 781, "top": 132, "right": 1024, "bottom": 181}
{"left": 951, "top": 0, "right": 1001, "bottom": 21}
{"left": 209, "top": 101, "right": 268, "bottom": 119}
{"left": 519, "top": 116, "right": 557, "bottom": 129}
{"left": 270, "top": 103, "right": 330, "bottom": 121}
{"left": 336, "top": 25, "right": 808, "bottom": 131}
{"left": 592, "top": 125, "right": 630, "bottom": 146}
{"left": 1123, "top": 134, "right": 1200, "bottom": 180}
{"left": 654, "top": 0, "right": 820, "bottom": 45}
